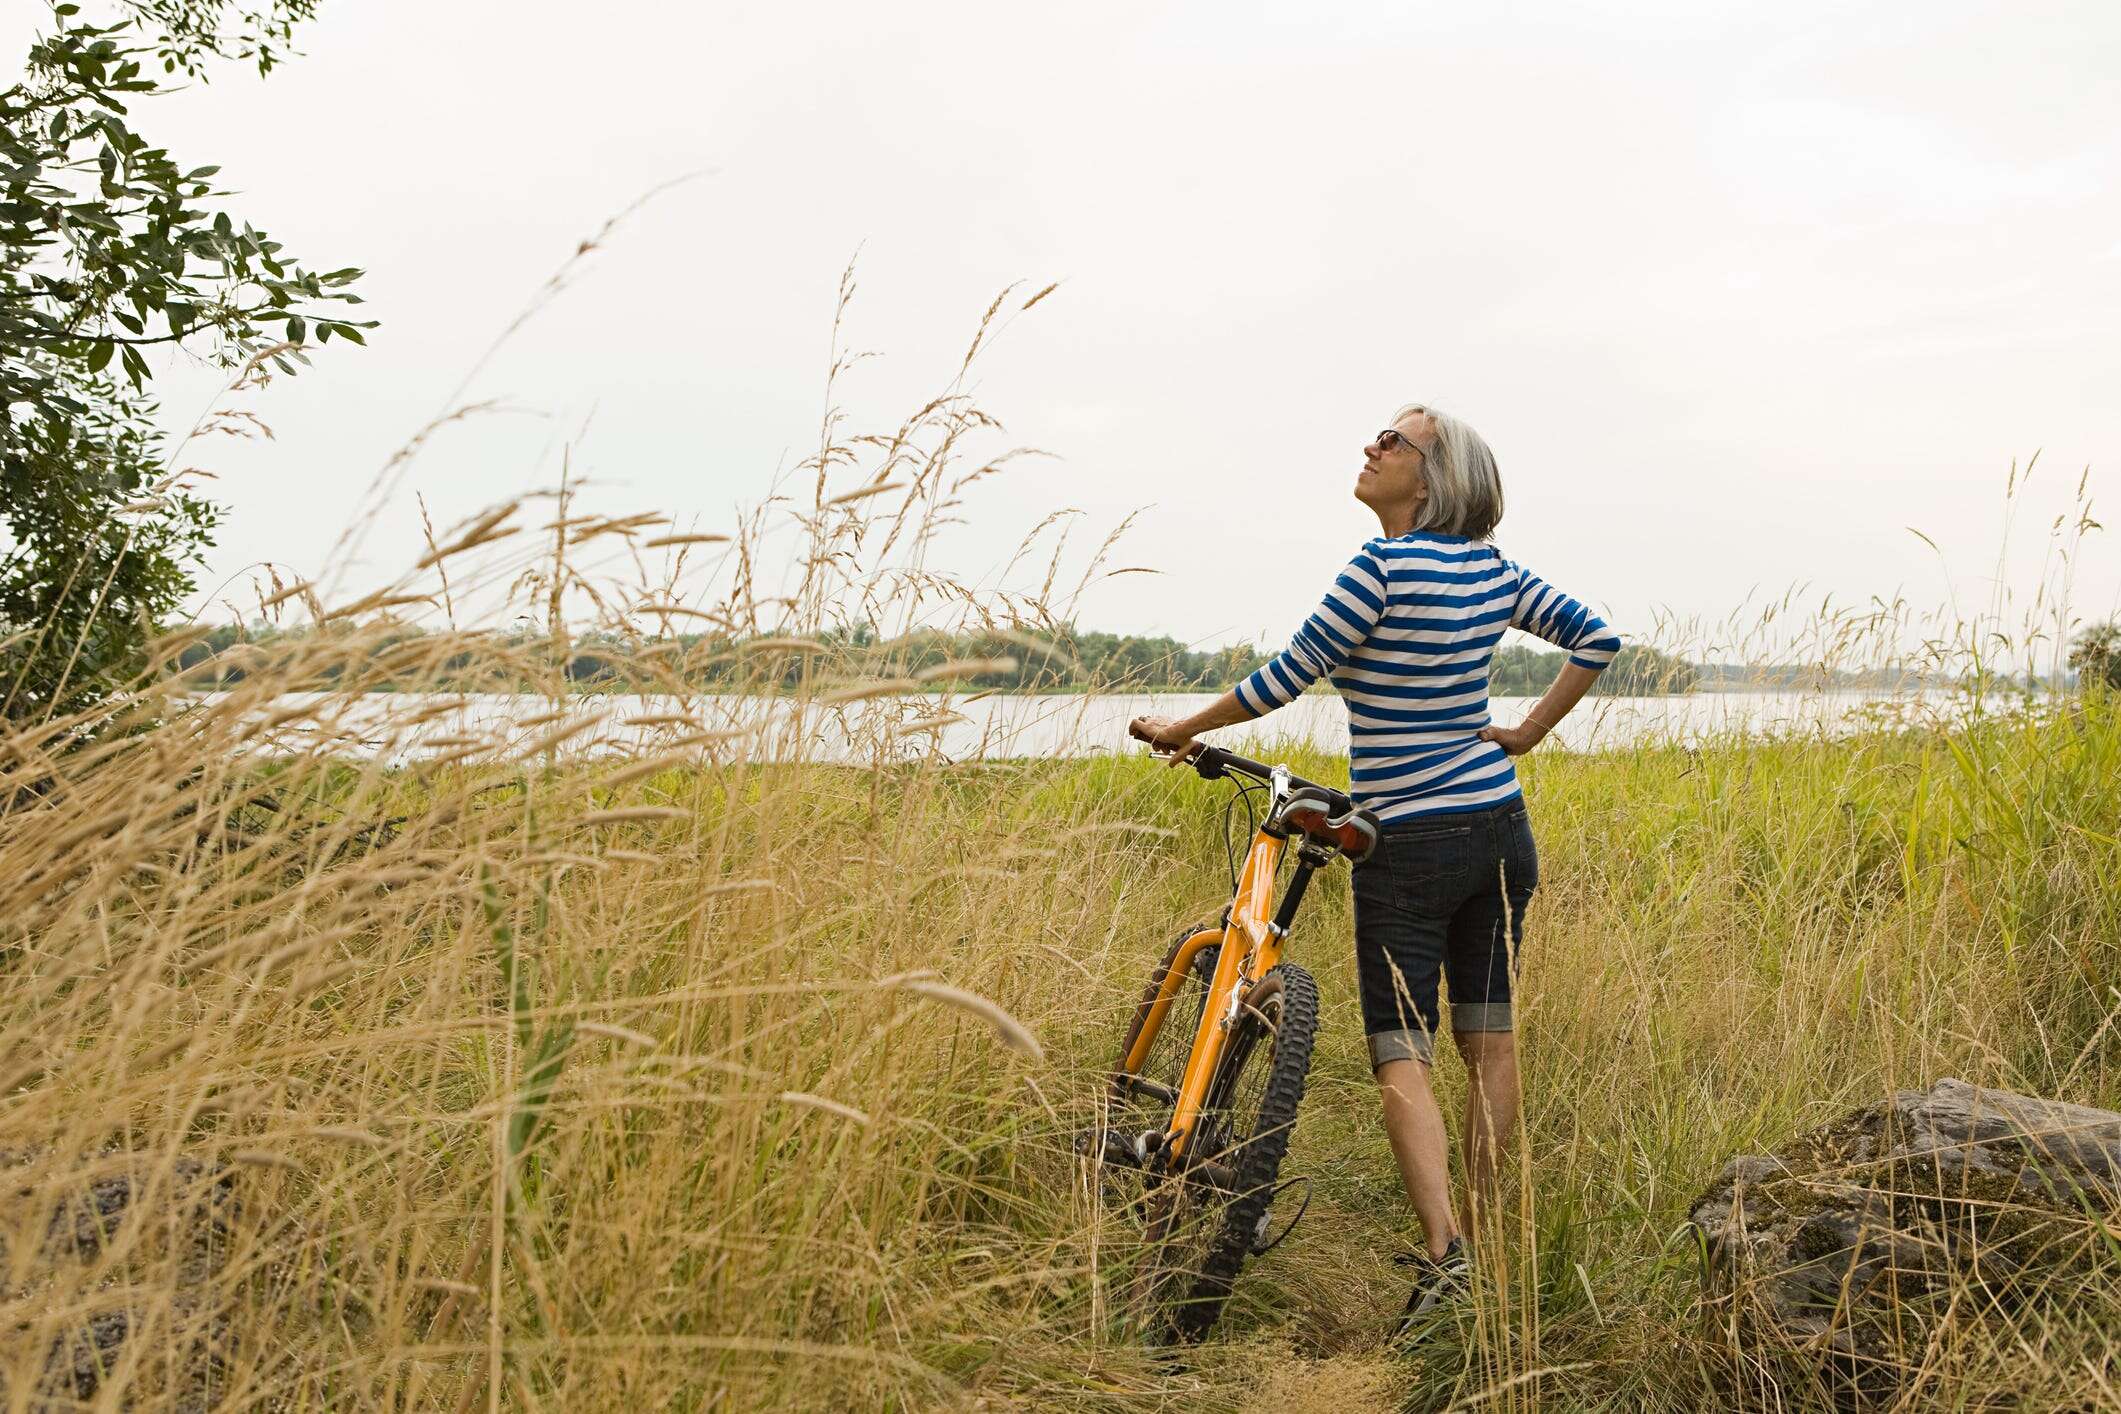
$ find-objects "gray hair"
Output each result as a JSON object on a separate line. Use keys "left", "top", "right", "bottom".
{"left": 1395, "top": 403, "right": 1504, "bottom": 540}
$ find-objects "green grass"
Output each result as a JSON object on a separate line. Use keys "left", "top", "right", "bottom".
{"left": 11, "top": 236, "right": 2116, "bottom": 1408}
{"left": 6, "top": 367, "right": 2115, "bottom": 1408}
{"left": 7, "top": 669, "right": 2118, "bottom": 1410}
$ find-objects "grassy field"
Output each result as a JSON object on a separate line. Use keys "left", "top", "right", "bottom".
{"left": 5, "top": 348, "right": 2115, "bottom": 1408}
{"left": 3, "top": 657, "right": 2117, "bottom": 1409}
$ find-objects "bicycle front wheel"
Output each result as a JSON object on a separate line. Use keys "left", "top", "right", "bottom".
{"left": 1139, "top": 961, "right": 1319, "bottom": 1342}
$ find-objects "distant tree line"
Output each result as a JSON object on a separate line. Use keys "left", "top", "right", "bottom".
{"left": 168, "top": 621, "right": 1281, "bottom": 693}
{"left": 173, "top": 621, "right": 1703, "bottom": 696}
{"left": 1492, "top": 643, "right": 1698, "bottom": 696}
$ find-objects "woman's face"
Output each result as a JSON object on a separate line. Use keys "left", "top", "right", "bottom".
{"left": 1357, "top": 412, "right": 1431, "bottom": 521}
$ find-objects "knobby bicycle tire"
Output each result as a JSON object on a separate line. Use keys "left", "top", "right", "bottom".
{"left": 1146, "top": 962, "right": 1319, "bottom": 1342}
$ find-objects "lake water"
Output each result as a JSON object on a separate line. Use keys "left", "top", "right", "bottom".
{"left": 197, "top": 688, "right": 1964, "bottom": 767}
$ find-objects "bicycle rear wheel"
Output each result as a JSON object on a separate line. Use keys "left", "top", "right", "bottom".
{"left": 1136, "top": 962, "right": 1319, "bottom": 1341}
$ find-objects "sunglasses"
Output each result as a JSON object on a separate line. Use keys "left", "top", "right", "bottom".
{"left": 1375, "top": 428, "right": 1426, "bottom": 455}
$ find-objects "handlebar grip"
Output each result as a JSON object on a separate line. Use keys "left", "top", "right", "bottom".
{"left": 1204, "top": 745, "right": 1273, "bottom": 781}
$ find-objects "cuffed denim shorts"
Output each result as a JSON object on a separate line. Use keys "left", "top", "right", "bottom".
{"left": 1350, "top": 797, "right": 1538, "bottom": 1069}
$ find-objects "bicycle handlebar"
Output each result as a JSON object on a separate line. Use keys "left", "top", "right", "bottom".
{"left": 1126, "top": 721, "right": 1356, "bottom": 817}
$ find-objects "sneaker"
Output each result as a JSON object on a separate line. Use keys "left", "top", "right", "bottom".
{"left": 1392, "top": 1236, "right": 1470, "bottom": 1338}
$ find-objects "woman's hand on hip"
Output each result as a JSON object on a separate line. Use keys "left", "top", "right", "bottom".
{"left": 1478, "top": 720, "right": 1548, "bottom": 757}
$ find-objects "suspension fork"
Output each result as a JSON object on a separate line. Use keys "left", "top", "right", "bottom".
{"left": 1121, "top": 830, "right": 1280, "bottom": 1052}
{"left": 1118, "top": 925, "right": 1223, "bottom": 1080}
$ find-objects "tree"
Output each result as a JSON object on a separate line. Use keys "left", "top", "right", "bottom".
{"left": 2071, "top": 621, "right": 2120, "bottom": 693}
{"left": 1598, "top": 643, "right": 1699, "bottom": 695}
{"left": 1, "top": 1, "right": 371, "bottom": 722}
{"left": 1490, "top": 640, "right": 1696, "bottom": 697}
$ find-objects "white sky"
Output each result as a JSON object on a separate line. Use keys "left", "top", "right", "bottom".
{"left": 13, "top": 1, "right": 2121, "bottom": 657}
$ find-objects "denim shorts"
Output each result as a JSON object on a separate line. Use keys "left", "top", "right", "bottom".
{"left": 1350, "top": 797, "right": 1539, "bottom": 1069}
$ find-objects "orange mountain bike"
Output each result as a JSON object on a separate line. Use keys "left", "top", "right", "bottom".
{"left": 1083, "top": 723, "right": 1379, "bottom": 1341}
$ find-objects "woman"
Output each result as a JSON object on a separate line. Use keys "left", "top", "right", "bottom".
{"left": 1130, "top": 404, "right": 1619, "bottom": 1334}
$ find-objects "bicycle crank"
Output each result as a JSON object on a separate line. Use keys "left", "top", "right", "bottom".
{"left": 1075, "top": 1125, "right": 1164, "bottom": 1171}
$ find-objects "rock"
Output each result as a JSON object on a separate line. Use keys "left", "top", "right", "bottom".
{"left": 45, "top": 1309, "right": 131, "bottom": 1404}
{"left": 40, "top": 1156, "right": 235, "bottom": 1266}
{"left": 1689, "top": 1078, "right": 2121, "bottom": 1405}
{"left": 3, "top": 1151, "right": 238, "bottom": 1410}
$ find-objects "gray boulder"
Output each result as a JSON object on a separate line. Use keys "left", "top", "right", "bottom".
{"left": 3, "top": 1152, "right": 237, "bottom": 1410}
{"left": 1689, "top": 1078, "right": 2121, "bottom": 1404}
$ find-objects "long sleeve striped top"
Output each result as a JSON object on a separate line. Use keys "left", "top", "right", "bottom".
{"left": 1234, "top": 531, "right": 1622, "bottom": 822}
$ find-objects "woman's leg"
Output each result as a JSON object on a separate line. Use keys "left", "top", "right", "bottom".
{"left": 1441, "top": 802, "right": 1538, "bottom": 1241}
{"left": 1375, "top": 1057, "right": 1458, "bottom": 1259}
{"left": 1451, "top": 1030, "right": 1518, "bottom": 1237}
{"left": 1351, "top": 827, "right": 1470, "bottom": 1259}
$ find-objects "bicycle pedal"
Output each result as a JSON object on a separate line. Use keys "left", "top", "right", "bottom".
{"left": 1077, "top": 1126, "right": 1157, "bottom": 1170}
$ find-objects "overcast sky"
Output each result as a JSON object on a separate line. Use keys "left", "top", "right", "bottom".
{"left": 14, "top": 1, "right": 2120, "bottom": 658}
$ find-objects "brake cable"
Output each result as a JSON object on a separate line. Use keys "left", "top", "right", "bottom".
{"left": 1221, "top": 776, "right": 1266, "bottom": 891}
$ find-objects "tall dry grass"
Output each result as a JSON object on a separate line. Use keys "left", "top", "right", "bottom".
{"left": 0, "top": 279, "right": 1230, "bottom": 1410}
{"left": 3, "top": 272, "right": 2117, "bottom": 1411}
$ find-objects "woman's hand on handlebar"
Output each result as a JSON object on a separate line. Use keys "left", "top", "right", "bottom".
{"left": 1129, "top": 693, "right": 1255, "bottom": 768}
{"left": 1129, "top": 714, "right": 1201, "bottom": 768}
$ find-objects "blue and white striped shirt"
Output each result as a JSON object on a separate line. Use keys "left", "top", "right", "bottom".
{"left": 1235, "top": 531, "right": 1621, "bottom": 822}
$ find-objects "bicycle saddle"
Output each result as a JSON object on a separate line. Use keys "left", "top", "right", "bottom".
{"left": 1273, "top": 786, "right": 1380, "bottom": 863}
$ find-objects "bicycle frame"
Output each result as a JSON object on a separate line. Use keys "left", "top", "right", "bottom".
{"left": 1120, "top": 768, "right": 1322, "bottom": 1161}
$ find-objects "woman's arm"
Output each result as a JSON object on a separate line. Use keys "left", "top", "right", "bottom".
{"left": 1478, "top": 660, "right": 1597, "bottom": 756}
{"left": 1131, "top": 541, "right": 1388, "bottom": 766}
{"left": 1132, "top": 690, "right": 1255, "bottom": 767}
{"left": 1480, "top": 562, "right": 1622, "bottom": 756}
